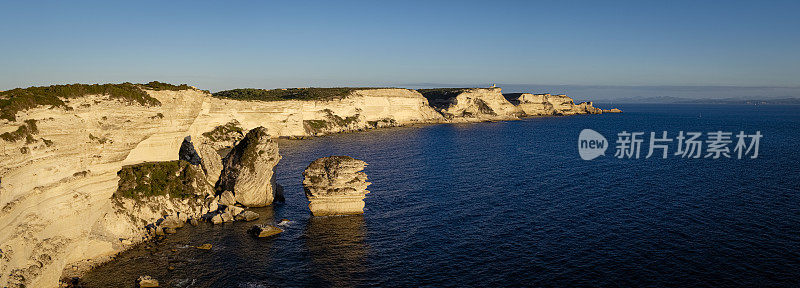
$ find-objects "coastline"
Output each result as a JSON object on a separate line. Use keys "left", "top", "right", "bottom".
{"left": 65, "top": 111, "right": 610, "bottom": 285}
{"left": 0, "top": 84, "right": 618, "bottom": 287}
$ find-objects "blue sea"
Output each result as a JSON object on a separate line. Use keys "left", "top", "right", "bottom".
{"left": 80, "top": 104, "right": 800, "bottom": 287}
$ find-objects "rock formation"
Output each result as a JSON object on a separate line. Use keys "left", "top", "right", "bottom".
{"left": 215, "top": 127, "right": 281, "bottom": 207}
{"left": 503, "top": 93, "right": 610, "bottom": 116}
{"left": 503, "top": 93, "right": 556, "bottom": 116}
{"left": 235, "top": 210, "right": 260, "bottom": 221}
{"left": 249, "top": 224, "right": 283, "bottom": 237}
{"left": 196, "top": 141, "right": 222, "bottom": 184}
{"left": 303, "top": 156, "right": 371, "bottom": 216}
{"left": 178, "top": 136, "right": 202, "bottom": 165}
{"left": 137, "top": 275, "right": 159, "bottom": 287}
{"left": 110, "top": 160, "right": 211, "bottom": 237}
{"left": 419, "top": 87, "right": 522, "bottom": 121}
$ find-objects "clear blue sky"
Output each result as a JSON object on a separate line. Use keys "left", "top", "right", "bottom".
{"left": 1, "top": 0, "right": 799, "bottom": 93}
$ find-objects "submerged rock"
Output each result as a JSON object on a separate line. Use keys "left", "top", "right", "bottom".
{"left": 137, "top": 275, "right": 159, "bottom": 287}
{"left": 303, "top": 156, "right": 371, "bottom": 216}
{"left": 216, "top": 127, "right": 281, "bottom": 207}
{"left": 249, "top": 224, "right": 283, "bottom": 237}
{"left": 235, "top": 210, "right": 260, "bottom": 221}
{"left": 196, "top": 243, "right": 212, "bottom": 250}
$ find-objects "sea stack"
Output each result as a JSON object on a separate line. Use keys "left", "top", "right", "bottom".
{"left": 216, "top": 126, "right": 282, "bottom": 207}
{"left": 303, "top": 156, "right": 371, "bottom": 216}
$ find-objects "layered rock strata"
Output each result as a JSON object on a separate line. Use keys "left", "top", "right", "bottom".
{"left": 303, "top": 156, "right": 371, "bottom": 216}
{"left": 503, "top": 93, "right": 604, "bottom": 116}
{"left": 215, "top": 127, "right": 281, "bottom": 207}
{"left": 419, "top": 87, "right": 522, "bottom": 121}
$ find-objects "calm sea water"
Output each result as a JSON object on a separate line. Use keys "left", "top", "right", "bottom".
{"left": 81, "top": 104, "right": 800, "bottom": 287}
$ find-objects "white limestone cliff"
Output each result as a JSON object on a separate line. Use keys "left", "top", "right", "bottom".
{"left": 0, "top": 85, "right": 614, "bottom": 287}
{"left": 419, "top": 87, "right": 523, "bottom": 121}
{"left": 504, "top": 93, "right": 605, "bottom": 116}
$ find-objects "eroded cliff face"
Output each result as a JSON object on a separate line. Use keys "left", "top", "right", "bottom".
{"left": 0, "top": 88, "right": 208, "bottom": 288}
{"left": 503, "top": 93, "right": 603, "bottom": 116}
{"left": 419, "top": 87, "right": 523, "bottom": 121}
{"left": 106, "top": 160, "right": 211, "bottom": 241}
{"left": 0, "top": 85, "right": 613, "bottom": 287}
{"left": 188, "top": 88, "right": 445, "bottom": 138}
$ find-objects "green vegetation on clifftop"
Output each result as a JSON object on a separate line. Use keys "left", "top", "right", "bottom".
{"left": 417, "top": 88, "right": 471, "bottom": 101}
{"left": 0, "top": 82, "right": 192, "bottom": 121}
{"left": 140, "top": 81, "right": 193, "bottom": 91}
{"left": 213, "top": 87, "right": 388, "bottom": 102}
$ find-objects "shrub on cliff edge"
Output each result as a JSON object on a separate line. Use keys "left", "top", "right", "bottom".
{"left": 0, "top": 83, "right": 165, "bottom": 121}
{"left": 212, "top": 87, "right": 390, "bottom": 102}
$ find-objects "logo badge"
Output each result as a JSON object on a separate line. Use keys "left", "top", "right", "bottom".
{"left": 578, "top": 129, "right": 607, "bottom": 160}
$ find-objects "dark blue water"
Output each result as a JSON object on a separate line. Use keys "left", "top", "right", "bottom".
{"left": 81, "top": 104, "right": 800, "bottom": 287}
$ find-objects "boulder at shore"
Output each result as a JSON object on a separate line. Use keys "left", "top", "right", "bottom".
{"left": 303, "top": 156, "right": 371, "bottom": 216}
{"left": 216, "top": 127, "right": 281, "bottom": 207}
{"left": 137, "top": 275, "right": 159, "bottom": 287}
{"left": 249, "top": 224, "right": 283, "bottom": 237}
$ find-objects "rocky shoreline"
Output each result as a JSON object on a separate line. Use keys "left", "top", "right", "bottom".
{"left": 0, "top": 84, "right": 620, "bottom": 287}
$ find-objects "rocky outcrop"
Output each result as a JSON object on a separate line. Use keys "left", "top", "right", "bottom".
{"left": 564, "top": 101, "right": 602, "bottom": 115}
{"left": 216, "top": 127, "right": 281, "bottom": 207}
{"left": 248, "top": 224, "right": 283, "bottom": 237}
{"left": 503, "top": 93, "right": 556, "bottom": 116}
{"left": 178, "top": 136, "right": 202, "bottom": 165}
{"left": 303, "top": 156, "right": 371, "bottom": 216}
{"left": 196, "top": 140, "right": 223, "bottom": 185}
{"left": 419, "top": 87, "right": 522, "bottom": 121}
{"left": 603, "top": 108, "right": 622, "bottom": 113}
{"left": 503, "top": 93, "right": 608, "bottom": 116}
{"left": 235, "top": 210, "right": 260, "bottom": 221}
{"left": 137, "top": 275, "right": 159, "bottom": 287}
{"left": 178, "top": 136, "right": 223, "bottom": 190}
{"left": 108, "top": 160, "right": 211, "bottom": 238}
